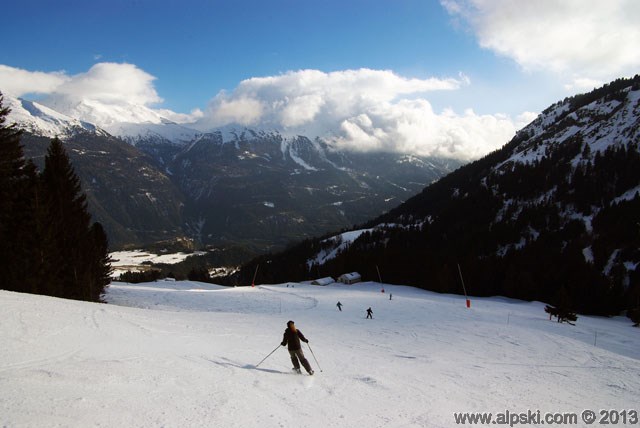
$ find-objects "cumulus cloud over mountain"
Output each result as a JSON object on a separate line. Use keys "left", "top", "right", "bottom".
{"left": 332, "top": 102, "right": 534, "bottom": 161}
{"left": 0, "top": 65, "right": 70, "bottom": 97}
{"left": 57, "top": 62, "right": 163, "bottom": 106}
{"left": 201, "top": 69, "right": 530, "bottom": 160}
{"left": 202, "top": 68, "right": 466, "bottom": 129}
{"left": 1, "top": 63, "right": 532, "bottom": 161}
{"left": 0, "top": 63, "right": 203, "bottom": 126}
{"left": 1, "top": 63, "right": 159, "bottom": 105}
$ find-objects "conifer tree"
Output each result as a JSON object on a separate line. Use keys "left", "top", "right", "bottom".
{"left": 40, "top": 138, "right": 109, "bottom": 301}
{"left": 0, "top": 93, "right": 29, "bottom": 292}
{"left": 13, "top": 159, "right": 46, "bottom": 294}
{"left": 0, "top": 94, "right": 110, "bottom": 301}
{"left": 85, "top": 222, "right": 112, "bottom": 301}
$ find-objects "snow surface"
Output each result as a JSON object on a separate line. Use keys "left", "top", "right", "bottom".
{"left": 2, "top": 281, "right": 638, "bottom": 427}
{"left": 109, "top": 250, "right": 202, "bottom": 278}
{"left": 281, "top": 139, "right": 318, "bottom": 171}
{"left": 43, "top": 97, "right": 167, "bottom": 130}
{"left": 108, "top": 121, "right": 201, "bottom": 145}
{"left": 4, "top": 94, "right": 201, "bottom": 145}
{"left": 110, "top": 250, "right": 200, "bottom": 266}
{"left": 4, "top": 95, "right": 109, "bottom": 138}
{"left": 307, "top": 228, "right": 373, "bottom": 267}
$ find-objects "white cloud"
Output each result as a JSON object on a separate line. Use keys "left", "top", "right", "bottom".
{"left": 1, "top": 63, "right": 531, "bottom": 161}
{"left": 331, "top": 101, "right": 522, "bottom": 161}
{"left": 0, "top": 65, "right": 69, "bottom": 97}
{"left": 52, "top": 62, "right": 163, "bottom": 106}
{"left": 155, "top": 108, "right": 204, "bottom": 123}
{"left": 200, "top": 68, "right": 521, "bottom": 161}
{"left": 0, "top": 63, "right": 162, "bottom": 106}
{"left": 442, "top": 0, "right": 640, "bottom": 83}
{"left": 207, "top": 93, "right": 265, "bottom": 126}
{"left": 515, "top": 111, "right": 538, "bottom": 129}
{"left": 280, "top": 93, "right": 325, "bottom": 128}
{"left": 202, "top": 69, "right": 465, "bottom": 128}
{"left": 563, "top": 77, "right": 603, "bottom": 92}
{"left": 0, "top": 63, "right": 201, "bottom": 126}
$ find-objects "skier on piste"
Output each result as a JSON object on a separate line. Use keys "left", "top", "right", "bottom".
{"left": 281, "top": 320, "right": 314, "bottom": 375}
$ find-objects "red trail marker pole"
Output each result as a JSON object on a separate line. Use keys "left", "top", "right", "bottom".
{"left": 457, "top": 263, "right": 470, "bottom": 308}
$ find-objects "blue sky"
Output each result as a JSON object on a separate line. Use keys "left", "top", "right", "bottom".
{"left": 5, "top": 1, "right": 486, "bottom": 111}
{"left": 2, "top": 0, "right": 639, "bottom": 159}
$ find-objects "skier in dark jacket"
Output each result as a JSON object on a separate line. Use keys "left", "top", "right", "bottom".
{"left": 281, "top": 320, "right": 314, "bottom": 375}
{"left": 366, "top": 307, "right": 373, "bottom": 319}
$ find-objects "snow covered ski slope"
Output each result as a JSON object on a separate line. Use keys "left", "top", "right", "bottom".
{"left": 1, "top": 280, "right": 638, "bottom": 427}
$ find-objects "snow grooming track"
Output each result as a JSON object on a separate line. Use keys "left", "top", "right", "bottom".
{"left": 1, "top": 280, "right": 639, "bottom": 427}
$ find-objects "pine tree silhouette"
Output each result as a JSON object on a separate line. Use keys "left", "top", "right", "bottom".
{"left": 0, "top": 93, "right": 30, "bottom": 292}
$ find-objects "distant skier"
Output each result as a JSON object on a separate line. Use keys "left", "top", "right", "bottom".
{"left": 366, "top": 307, "right": 373, "bottom": 319}
{"left": 389, "top": 293, "right": 392, "bottom": 301}
{"left": 281, "top": 320, "right": 314, "bottom": 375}
{"left": 336, "top": 301, "right": 343, "bottom": 311}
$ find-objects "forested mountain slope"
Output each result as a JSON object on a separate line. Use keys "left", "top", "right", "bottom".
{"left": 234, "top": 76, "right": 640, "bottom": 316}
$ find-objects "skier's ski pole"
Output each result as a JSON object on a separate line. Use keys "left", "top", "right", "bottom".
{"left": 307, "top": 343, "right": 323, "bottom": 372}
{"left": 256, "top": 344, "right": 281, "bottom": 368}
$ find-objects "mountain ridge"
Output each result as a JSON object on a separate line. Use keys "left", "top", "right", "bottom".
{"left": 231, "top": 75, "right": 640, "bottom": 316}
{"left": 4, "top": 93, "right": 460, "bottom": 255}
{"left": 4, "top": 96, "right": 110, "bottom": 139}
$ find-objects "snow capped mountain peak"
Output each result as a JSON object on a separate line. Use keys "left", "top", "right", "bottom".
{"left": 209, "top": 124, "right": 284, "bottom": 144}
{"left": 40, "top": 96, "right": 204, "bottom": 144}
{"left": 108, "top": 121, "right": 201, "bottom": 146}
{"left": 501, "top": 81, "right": 640, "bottom": 169}
{"left": 43, "top": 96, "right": 166, "bottom": 128}
{"left": 3, "top": 92, "right": 203, "bottom": 145}
{"left": 4, "top": 95, "right": 109, "bottom": 138}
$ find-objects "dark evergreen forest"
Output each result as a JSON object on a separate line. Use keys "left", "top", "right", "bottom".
{"left": 0, "top": 93, "right": 111, "bottom": 302}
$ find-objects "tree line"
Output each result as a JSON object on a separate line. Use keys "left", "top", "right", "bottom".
{"left": 0, "top": 93, "right": 111, "bottom": 302}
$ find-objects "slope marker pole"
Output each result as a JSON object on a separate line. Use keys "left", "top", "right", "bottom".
{"left": 457, "top": 263, "right": 470, "bottom": 308}
{"left": 376, "top": 265, "right": 384, "bottom": 293}
{"left": 251, "top": 264, "right": 259, "bottom": 287}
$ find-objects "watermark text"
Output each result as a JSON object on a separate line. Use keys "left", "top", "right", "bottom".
{"left": 453, "top": 409, "right": 638, "bottom": 426}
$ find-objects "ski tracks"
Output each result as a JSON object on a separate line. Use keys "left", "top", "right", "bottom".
{"left": 0, "top": 348, "right": 82, "bottom": 374}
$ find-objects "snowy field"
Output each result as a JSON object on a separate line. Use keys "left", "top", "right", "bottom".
{"left": 108, "top": 250, "right": 204, "bottom": 278}
{"left": 1, "top": 280, "right": 639, "bottom": 427}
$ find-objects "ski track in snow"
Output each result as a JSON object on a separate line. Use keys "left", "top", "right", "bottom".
{"left": 1, "top": 281, "right": 639, "bottom": 427}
